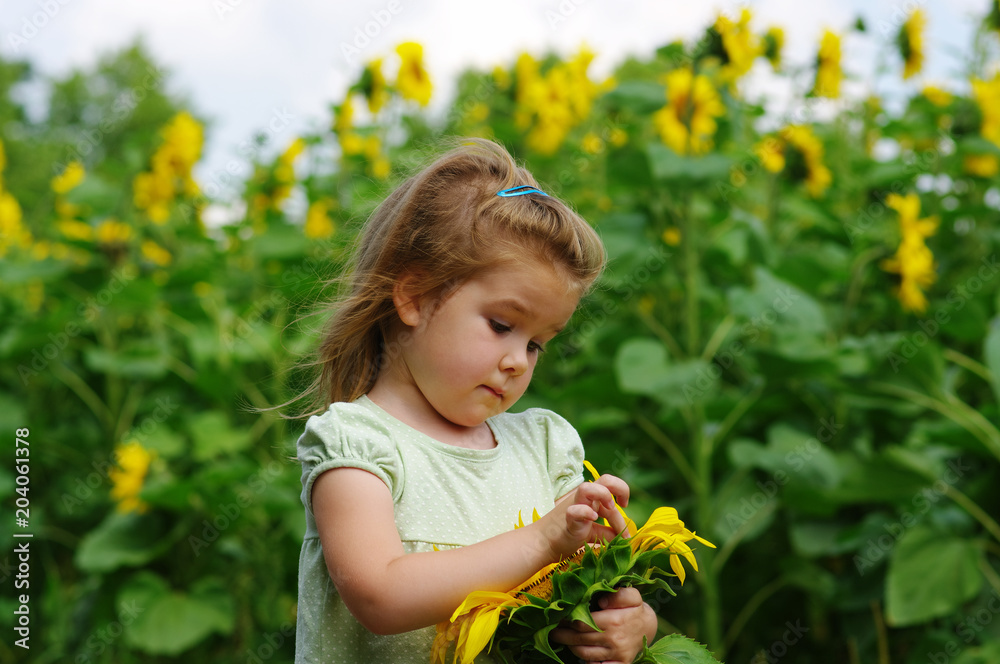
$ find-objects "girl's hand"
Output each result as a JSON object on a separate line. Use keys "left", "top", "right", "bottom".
{"left": 539, "top": 475, "right": 631, "bottom": 560}
{"left": 549, "top": 587, "right": 658, "bottom": 663}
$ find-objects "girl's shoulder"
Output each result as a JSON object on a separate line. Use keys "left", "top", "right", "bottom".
{"left": 304, "top": 394, "right": 396, "bottom": 429}
{"left": 493, "top": 408, "right": 585, "bottom": 496}
{"left": 493, "top": 406, "right": 575, "bottom": 431}
{"left": 298, "top": 396, "right": 399, "bottom": 456}
{"left": 491, "top": 407, "right": 581, "bottom": 447}
{"left": 297, "top": 396, "right": 405, "bottom": 504}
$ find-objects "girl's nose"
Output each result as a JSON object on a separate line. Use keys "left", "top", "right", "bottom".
{"left": 500, "top": 345, "right": 529, "bottom": 376}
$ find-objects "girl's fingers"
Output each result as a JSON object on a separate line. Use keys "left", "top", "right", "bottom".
{"left": 600, "top": 502, "right": 627, "bottom": 536}
{"left": 568, "top": 481, "right": 631, "bottom": 541}
{"left": 596, "top": 587, "right": 643, "bottom": 610}
{"left": 565, "top": 503, "right": 599, "bottom": 524}
{"left": 596, "top": 474, "right": 630, "bottom": 507}
{"left": 575, "top": 481, "right": 615, "bottom": 510}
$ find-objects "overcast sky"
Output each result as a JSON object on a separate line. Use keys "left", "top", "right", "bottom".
{"left": 0, "top": 0, "right": 991, "bottom": 197}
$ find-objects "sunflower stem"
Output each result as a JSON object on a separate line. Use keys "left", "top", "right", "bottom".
{"left": 671, "top": 87, "right": 724, "bottom": 650}
{"left": 722, "top": 577, "right": 787, "bottom": 654}
{"left": 634, "top": 413, "right": 699, "bottom": 493}
{"left": 872, "top": 600, "right": 891, "bottom": 664}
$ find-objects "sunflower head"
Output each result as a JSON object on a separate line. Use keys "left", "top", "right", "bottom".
{"left": 435, "top": 462, "right": 717, "bottom": 664}
{"left": 763, "top": 27, "right": 784, "bottom": 71}
{"left": 812, "top": 30, "right": 842, "bottom": 98}
{"left": 897, "top": 10, "right": 926, "bottom": 80}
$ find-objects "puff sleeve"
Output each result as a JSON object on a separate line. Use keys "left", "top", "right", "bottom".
{"left": 535, "top": 409, "right": 586, "bottom": 500}
{"left": 297, "top": 403, "right": 404, "bottom": 526}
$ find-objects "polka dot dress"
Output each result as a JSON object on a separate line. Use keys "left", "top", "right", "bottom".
{"left": 294, "top": 395, "right": 585, "bottom": 663}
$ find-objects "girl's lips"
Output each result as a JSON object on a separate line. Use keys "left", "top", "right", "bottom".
{"left": 483, "top": 385, "right": 504, "bottom": 398}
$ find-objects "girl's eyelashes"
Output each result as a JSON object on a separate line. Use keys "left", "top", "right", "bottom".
{"left": 489, "top": 319, "right": 545, "bottom": 354}
{"left": 488, "top": 319, "right": 511, "bottom": 334}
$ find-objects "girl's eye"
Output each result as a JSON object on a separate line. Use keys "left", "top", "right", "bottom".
{"left": 527, "top": 341, "right": 545, "bottom": 354}
{"left": 489, "top": 320, "right": 511, "bottom": 334}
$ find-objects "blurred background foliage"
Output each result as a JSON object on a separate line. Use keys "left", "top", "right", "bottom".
{"left": 2, "top": 6, "right": 1000, "bottom": 664}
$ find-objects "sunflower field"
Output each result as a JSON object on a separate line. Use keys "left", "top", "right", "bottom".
{"left": 3, "top": 6, "right": 1000, "bottom": 664}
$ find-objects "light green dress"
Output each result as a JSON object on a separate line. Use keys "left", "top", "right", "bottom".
{"left": 294, "top": 395, "right": 585, "bottom": 664}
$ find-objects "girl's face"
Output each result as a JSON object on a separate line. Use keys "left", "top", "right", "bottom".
{"left": 389, "top": 259, "right": 581, "bottom": 431}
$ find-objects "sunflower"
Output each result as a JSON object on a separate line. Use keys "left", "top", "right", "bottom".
{"left": 763, "top": 27, "right": 784, "bottom": 71}
{"left": 898, "top": 10, "right": 926, "bottom": 80}
{"left": 51, "top": 161, "right": 85, "bottom": 194}
{"left": 304, "top": 199, "right": 336, "bottom": 239}
{"left": 880, "top": 192, "right": 938, "bottom": 313}
{"left": 361, "top": 58, "right": 389, "bottom": 113}
{"left": 652, "top": 67, "right": 725, "bottom": 156}
{"left": 109, "top": 441, "right": 155, "bottom": 514}
{"left": 432, "top": 461, "right": 716, "bottom": 664}
{"left": 812, "top": 30, "right": 842, "bottom": 98}
{"left": 132, "top": 112, "right": 204, "bottom": 223}
{"left": 922, "top": 85, "right": 952, "bottom": 108}
{"left": 715, "top": 9, "right": 760, "bottom": 82}
{"left": 756, "top": 125, "right": 832, "bottom": 198}
{"left": 511, "top": 48, "right": 601, "bottom": 155}
{"left": 396, "top": 42, "right": 432, "bottom": 107}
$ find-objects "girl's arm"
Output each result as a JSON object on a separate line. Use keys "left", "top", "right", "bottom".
{"left": 312, "top": 466, "right": 629, "bottom": 635}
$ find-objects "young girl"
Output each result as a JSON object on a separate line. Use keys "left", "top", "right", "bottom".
{"left": 294, "top": 138, "right": 658, "bottom": 663}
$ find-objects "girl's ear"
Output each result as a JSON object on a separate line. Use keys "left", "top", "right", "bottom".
{"left": 392, "top": 272, "right": 424, "bottom": 327}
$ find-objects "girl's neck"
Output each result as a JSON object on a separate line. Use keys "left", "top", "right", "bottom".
{"left": 366, "top": 383, "right": 498, "bottom": 450}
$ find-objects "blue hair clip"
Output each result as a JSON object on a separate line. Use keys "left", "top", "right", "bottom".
{"left": 496, "top": 185, "right": 549, "bottom": 197}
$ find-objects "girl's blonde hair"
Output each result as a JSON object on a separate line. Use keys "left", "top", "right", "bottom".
{"left": 301, "top": 137, "right": 605, "bottom": 413}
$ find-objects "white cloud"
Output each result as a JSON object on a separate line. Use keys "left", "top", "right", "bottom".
{"left": 0, "top": 0, "right": 983, "bottom": 189}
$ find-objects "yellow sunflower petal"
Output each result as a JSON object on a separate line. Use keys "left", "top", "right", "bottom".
{"left": 691, "top": 531, "right": 717, "bottom": 548}
{"left": 449, "top": 591, "right": 516, "bottom": 621}
{"left": 457, "top": 605, "right": 505, "bottom": 664}
{"left": 669, "top": 553, "right": 687, "bottom": 584}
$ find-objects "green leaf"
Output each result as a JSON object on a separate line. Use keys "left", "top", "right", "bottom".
{"left": 140, "top": 475, "right": 194, "bottom": 510}
{"left": 765, "top": 423, "right": 841, "bottom": 488}
{"left": 641, "top": 633, "right": 721, "bottom": 663}
{"left": 604, "top": 81, "right": 667, "bottom": 114}
{"left": 829, "top": 454, "right": 930, "bottom": 504}
{"left": 710, "top": 472, "right": 777, "bottom": 543}
{"left": 599, "top": 212, "right": 649, "bottom": 261}
{"left": 84, "top": 341, "right": 170, "bottom": 379}
{"left": 739, "top": 267, "right": 829, "bottom": 337}
{"left": 121, "top": 572, "right": 235, "bottom": 655}
{"left": 65, "top": 171, "right": 123, "bottom": 209}
{"left": 959, "top": 135, "right": 1000, "bottom": 156}
{"left": 248, "top": 223, "right": 309, "bottom": 259}
{"left": 942, "top": 299, "right": 989, "bottom": 344}
{"left": 885, "top": 526, "right": 982, "bottom": 626}
{"left": 608, "top": 144, "right": 653, "bottom": 191}
{"left": 140, "top": 426, "right": 186, "bottom": 458}
{"left": 531, "top": 623, "right": 564, "bottom": 663}
{"left": 984, "top": 316, "right": 1000, "bottom": 405}
{"left": 953, "top": 641, "right": 1000, "bottom": 664}
{"left": 614, "top": 338, "right": 671, "bottom": 395}
{"left": 75, "top": 512, "right": 171, "bottom": 573}
{"left": 613, "top": 339, "right": 718, "bottom": 406}
{"left": 188, "top": 411, "right": 252, "bottom": 461}
{"left": 0, "top": 258, "right": 70, "bottom": 285}
{"left": 646, "top": 144, "right": 732, "bottom": 182}
{"left": 552, "top": 569, "right": 587, "bottom": 605}
{"left": 789, "top": 520, "right": 862, "bottom": 557}
{"left": 568, "top": 602, "right": 600, "bottom": 632}
{"left": 606, "top": 537, "right": 633, "bottom": 574}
